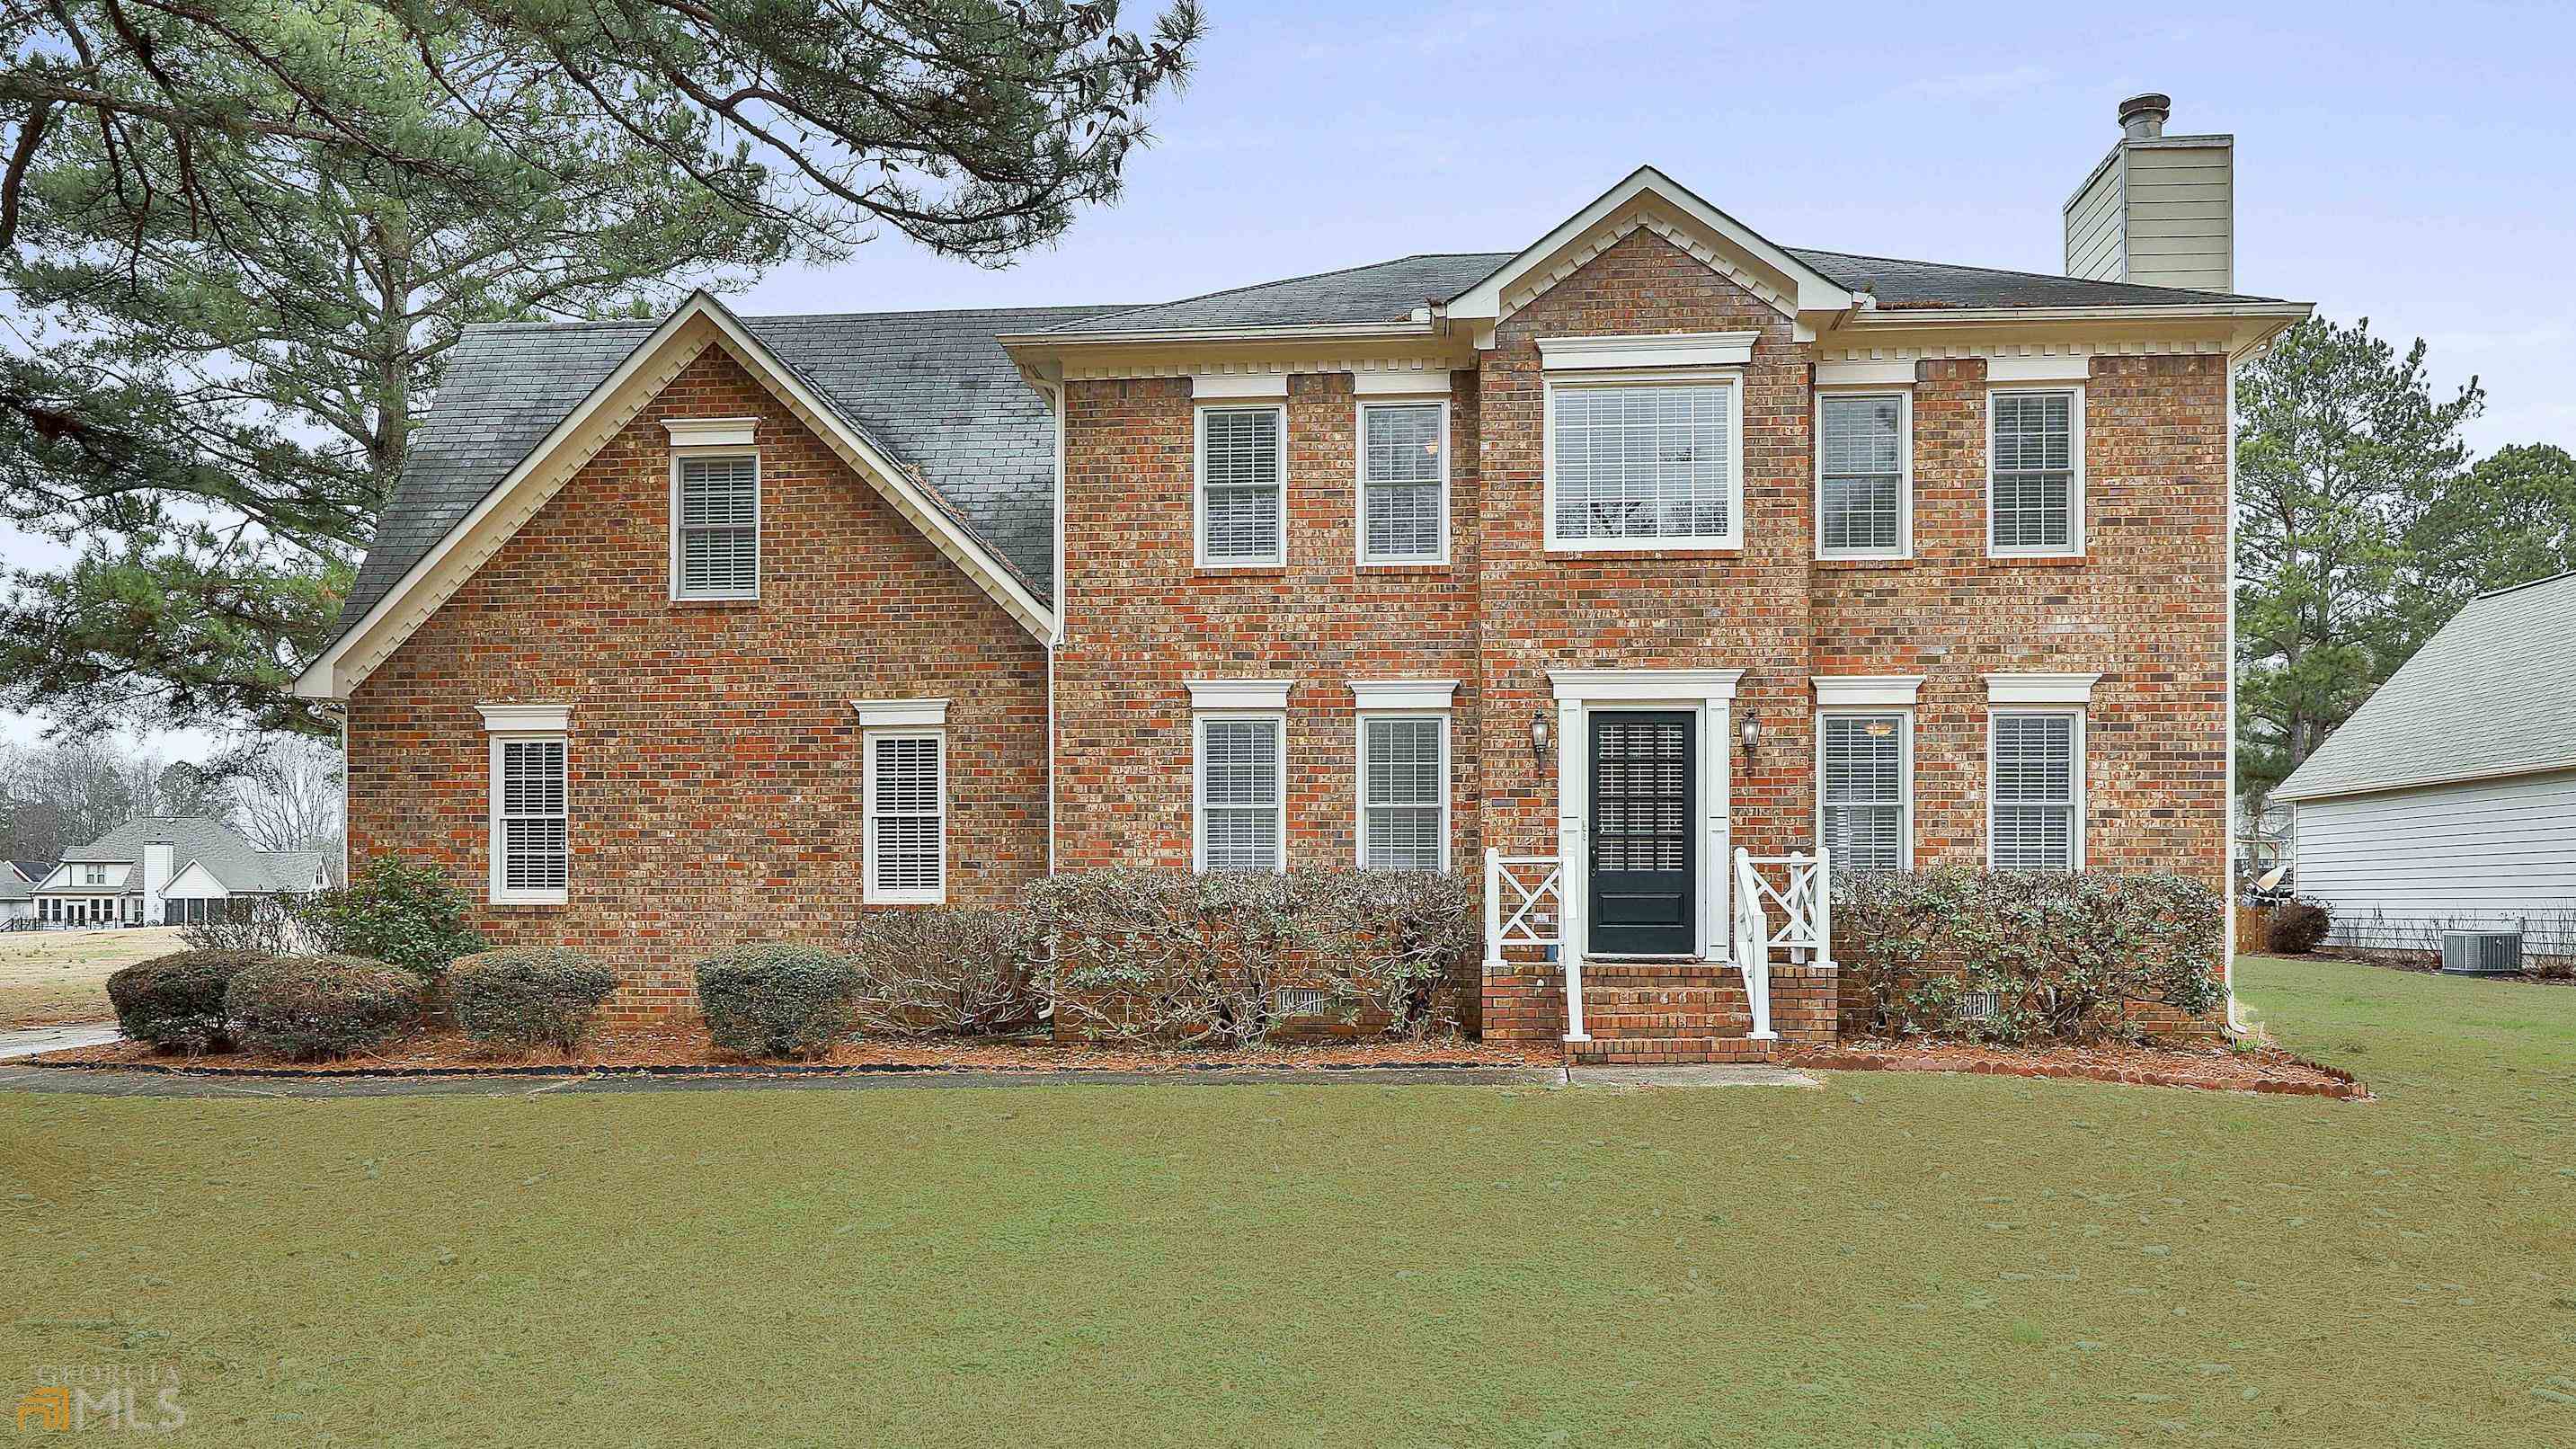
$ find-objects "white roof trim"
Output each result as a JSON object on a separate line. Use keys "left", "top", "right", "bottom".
{"left": 850, "top": 697, "right": 949, "bottom": 728}
{"left": 1814, "top": 675, "right": 1924, "bottom": 707}
{"left": 1985, "top": 672, "right": 2102, "bottom": 705}
{"left": 1350, "top": 679, "right": 1458, "bottom": 711}
{"left": 665, "top": 416, "right": 759, "bottom": 448}
{"left": 1446, "top": 167, "right": 1853, "bottom": 324}
{"left": 478, "top": 703, "right": 572, "bottom": 733}
{"left": 293, "top": 292, "right": 1055, "bottom": 701}
{"left": 1538, "top": 331, "right": 1757, "bottom": 371}
{"left": 1187, "top": 679, "right": 1292, "bottom": 711}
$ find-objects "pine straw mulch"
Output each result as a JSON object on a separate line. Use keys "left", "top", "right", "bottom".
{"left": 27, "top": 1021, "right": 1549, "bottom": 1079}
{"left": 1781, "top": 1036, "right": 2368, "bottom": 1099}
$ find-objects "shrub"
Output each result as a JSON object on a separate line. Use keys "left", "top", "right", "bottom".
{"left": 846, "top": 908, "right": 1044, "bottom": 1036}
{"left": 1834, "top": 867, "right": 2225, "bottom": 1045}
{"left": 294, "top": 857, "right": 485, "bottom": 982}
{"left": 2268, "top": 899, "right": 2332, "bottom": 956}
{"left": 225, "top": 956, "right": 423, "bottom": 1061}
{"left": 694, "top": 944, "right": 861, "bottom": 1058}
{"left": 1026, "top": 867, "right": 1473, "bottom": 1047}
{"left": 105, "top": 950, "right": 265, "bottom": 1053}
{"left": 448, "top": 948, "right": 619, "bottom": 1052}
{"left": 178, "top": 902, "right": 305, "bottom": 958}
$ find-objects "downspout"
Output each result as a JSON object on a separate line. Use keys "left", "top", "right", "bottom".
{"left": 1046, "top": 379, "right": 1066, "bottom": 876}
{"left": 2223, "top": 352, "right": 2243, "bottom": 1037}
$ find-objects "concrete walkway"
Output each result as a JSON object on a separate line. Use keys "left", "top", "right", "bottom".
{"left": 0, "top": 1056, "right": 1820, "bottom": 1099}
{"left": 0, "top": 1023, "right": 120, "bottom": 1061}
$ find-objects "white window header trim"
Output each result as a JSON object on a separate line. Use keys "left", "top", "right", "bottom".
{"left": 1537, "top": 330, "right": 1758, "bottom": 371}
{"left": 1987, "top": 355, "right": 2093, "bottom": 384}
{"left": 664, "top": 416, "right": 759, "bottom": 448}
{"left": 850, "top": 698, "right": 950, "bottom": 728}
{"left": 1985, "top": 672, "right": 2103, "bottom": 705}
{"left": 1349, "top": 679, "right": 1458, "bottom": 711}
{"left": 1352, "top": 370, "right": 1456, "bottom": 396}
{"left": 1187, "top": 679, "right": 1293, "bottom": 711}
{"left": 477, "top": 703, "right": 572, "bottom": 733}
{"left": 1815, "top": 359, "right": 1915, "bottom": 387}
{"left": 1813, "top": 675, "right": 1924, "bottom": 707}
{"left": 1192, "top": 373, "right": 1290, "bottom": 399}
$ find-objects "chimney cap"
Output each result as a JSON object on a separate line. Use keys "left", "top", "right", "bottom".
{"left": 2118, "top": 93, "right": 2172, "bottom": 138}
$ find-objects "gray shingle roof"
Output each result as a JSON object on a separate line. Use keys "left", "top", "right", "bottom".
{"left": 0, "top": 876, "right": 29, "bottom": 902}
{"left": 49, "top": 815, "right": 316, "bottom": 894}
{"left": 336, "top": 303, "right": 1129, "bottom": 632}
{"left": 6, "top": 859, "right": 44, "bottom": 885}
{"left": 2275, "top": 573, "right": 2576, "bottom": 802}
{"left": 1044, "top": 247, "right": 2285, "bottom": 336}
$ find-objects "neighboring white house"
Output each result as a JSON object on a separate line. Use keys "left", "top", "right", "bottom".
{"left": 30, "top": 816, "right": 330, "bottom": 928}
{"left": 2274, "top": 571, "right": 2576, "bottom": 958}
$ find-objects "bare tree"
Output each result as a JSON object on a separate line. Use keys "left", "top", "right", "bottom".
{"left": 0, "top": 736, "right": 145, "bottom": 859}
{"left": 230, "top": 734, "right": 342, "bottom": 859}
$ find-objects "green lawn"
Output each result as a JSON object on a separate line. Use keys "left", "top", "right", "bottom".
{"left": 4, "top": 956, "right": 2572, "bottom": 1446}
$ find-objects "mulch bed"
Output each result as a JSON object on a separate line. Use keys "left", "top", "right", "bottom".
{"left": 26, "top": 1022, "right": 1548, "bottom": 1079}
{"left": 1782, "top": 1037, "right": 2368, "bottom": 1099}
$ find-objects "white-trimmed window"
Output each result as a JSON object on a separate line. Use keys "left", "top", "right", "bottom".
{"left": 1817, "top": 392, "right": 1909, "bottom": 558}
{"left": 863, "top": 731, "right": 946, "bottom": 903}
{"left": 1195, "top": 714, "right": 1285, "bottom": 871}
{"left": 490, "top": 734, "right": 569, "bottom": 904}
{"left": 1358, "top": 715, "right": 1447, "bottom": 870}
{"left": 1988, "top": 388, "right": 2083, "bottom": 556}
{"left": 1819, "top": 711, "right": 1910, "bottom": 872}
{"left": 1357, "top": 401, "right": 1447, "bottom": 564}
{"left": 672, "top": 453, "right": 760, "bottom": 598}
{"left": 1545, "top": 378, "right": 1743, "bottom": 550}
{"left": 1196, "top": 404, "right": 1285, "bottom": 566}
{"left": 1990, "top": 709, "right": 2083, "bottom": 870}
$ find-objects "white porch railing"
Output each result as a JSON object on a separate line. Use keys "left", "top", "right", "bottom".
{"left": 1482, "top": 849, "right": 1585, "bottom": 1041}
{"left": 1731, "top": 848, "right": 1832, "bottom": 1041}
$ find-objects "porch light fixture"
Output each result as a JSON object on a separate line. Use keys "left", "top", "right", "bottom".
{"left": 1530, "top": 708, "right": 1550, "bottom": 761}
{"left": 1740, "top": 714, "right": 1761, "bottom": 754}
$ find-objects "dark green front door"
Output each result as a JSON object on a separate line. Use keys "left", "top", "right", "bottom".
{"left": 1588, "top": 711, "right": 1696, "bottom": 956}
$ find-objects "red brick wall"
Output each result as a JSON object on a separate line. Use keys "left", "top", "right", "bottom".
{"left": 346, "top": 345, "right": 1050, "bottom": 1019}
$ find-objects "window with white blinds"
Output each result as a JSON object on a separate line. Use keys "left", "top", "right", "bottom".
{"left": 1197, "top": 405, "right": 1284, "bottom": 564}
{"left": 674, "top": 453, "right": 759, "bottom": 598}
{"left": 864, "top": 731, "right": 946, "bottom": 903}
{"left": 1819, "top": 713, "right": 1907, "bottom": 872}
{"left": 1196, "top": 716, "right": 1284, "bottom": 871}
{"left": 1818, "top": 393, "right": 1907, "bottom": 556}
{"left": 491, "top": 735, "right": 568, "bottom": 902}
{"left": 1360, "top": 716, "right": 1446, "bottom": 870}
{"left": 1990, "top": 711, "right": 2082, "bottom": 870}
{"left": 1547, "top": 380, "right": 1739, "bottom": 547}
{"left": 1989, "top": 390, "right": 2080, "bottom": 554}
{"left": 1359, "top": 402, "right": 1446, "bottom": 563}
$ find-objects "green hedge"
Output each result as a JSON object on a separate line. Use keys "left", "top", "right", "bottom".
{"left": 1834, "top": 867, "right": 2225, "bottom": 1045}
{"left": 294, "top": 858, "right": 485, "bottom": 982}
{"left": 449, "top": 948, "right": 619, "bottom": 1052}
{"left": 106, "top": 950, "right": 266, "bottom": 1053}
{"left": 694, "top": 944, "right": 860, "bottom": 1059}
{"left": 225, "top": 956, "right": 424, "bottom": 1061}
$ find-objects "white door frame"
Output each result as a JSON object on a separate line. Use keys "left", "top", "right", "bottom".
{"left": 1548, "top": 669, "right": 1745, "bottom": 965}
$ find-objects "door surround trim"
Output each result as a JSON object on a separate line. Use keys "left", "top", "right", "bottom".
{"left": 1548, "top": 669, "right": 1744, "bottom": 965}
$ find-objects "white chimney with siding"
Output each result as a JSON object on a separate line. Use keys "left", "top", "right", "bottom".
{"left": 2063, "top": 93, "right": 2235, "bottom": 293}
{"left": 142, "top": 825, "right": 173, "bottom": 925}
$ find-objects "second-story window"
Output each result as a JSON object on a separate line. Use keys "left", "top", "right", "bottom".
{"left": 1989, "top": 388, "right": 2083, "bottom": 556}
{"left": 1817, "top": 393, "right": 1908, "bottom": 558}
{"left": 673, "top": 454, "right": 760, "bottom": 599}
{"left": 1545, "top": 379, "right": 1742, "bottom": 550}
{"left": 1197, "top": 404, "right": 1285, "bottom": 566}
{"left": 1358, "top": 401, "right": 1447, "bottom": 564}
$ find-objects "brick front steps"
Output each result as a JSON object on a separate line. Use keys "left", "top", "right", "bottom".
{"left": 1570, "top": 963, "right": 1761, "bottom": 1065}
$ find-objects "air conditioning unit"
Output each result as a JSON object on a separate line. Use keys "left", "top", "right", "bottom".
{"left": 2440, "top": 930, "right": 2524, "bottom": 976}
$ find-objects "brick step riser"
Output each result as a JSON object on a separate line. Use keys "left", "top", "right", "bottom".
{"left": 1571, "top": 1036, "right": 1776, "bottom": 1064}
{"left": 1582, "top": 1015, "right": 1756, "bottom": 1036}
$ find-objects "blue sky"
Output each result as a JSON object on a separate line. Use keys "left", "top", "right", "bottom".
{"left": 8, "top": 0, "right": 2572, "bottom": 752}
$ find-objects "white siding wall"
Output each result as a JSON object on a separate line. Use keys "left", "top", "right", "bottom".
{"left": 2293, "top": 769, "right": 2576, "bottom": 956}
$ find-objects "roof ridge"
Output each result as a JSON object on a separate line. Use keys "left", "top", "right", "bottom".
{"left": 2474, "top": 568, "right": 2576, "bottom": 602}
{"left": 1787, "top": 244, "right": 2278, "bottom": 302}
{"left": 1044, "top": 253, "right": 1510, "bottom": 333}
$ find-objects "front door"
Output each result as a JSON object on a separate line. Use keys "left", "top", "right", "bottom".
{"left": 1589, "top": 711, "right": 1696, "bottom": 956}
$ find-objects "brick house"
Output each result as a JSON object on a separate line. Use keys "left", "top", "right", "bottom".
{"left": 293, "top": 95, "right": 2307, "bottom": 1057}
